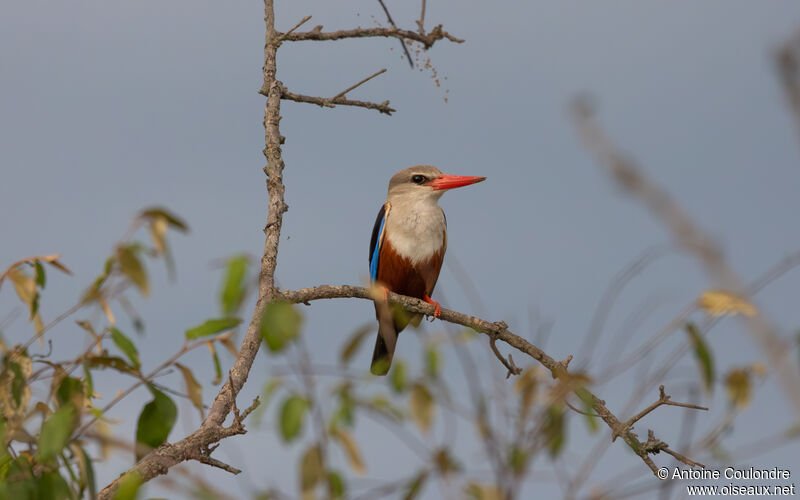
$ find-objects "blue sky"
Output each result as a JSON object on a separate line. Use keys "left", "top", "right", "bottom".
{"left": 3, "top": 0, "right": 800, "bottom": 498}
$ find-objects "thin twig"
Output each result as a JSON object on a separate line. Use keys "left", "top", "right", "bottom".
{"left": 625, "top": 385, "right": 708, "bottom": 430}
{"left": 571, "top": 96, "right": 800, "bottom": 418}
{"left": 280, "top": 15, "right": 312, "bottom": 40}
{"left": 417, "top": 0, "right": 427, "bottom": 34}
{"left": 376, "top": 0, "right": 414, "bottom": 67}
{"left": 332, "top": 68, "right": 387, "bottom": 100}
{"left": 281, "top": 88, "right": 395, "bottom": 115}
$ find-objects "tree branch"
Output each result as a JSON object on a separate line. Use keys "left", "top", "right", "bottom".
{"left": 97, "top": 1, "right": 288, "bottom": 496}
{"left": 570, "top": 96, "right": 800, "bottom": 419}
{"left": 281, "top": 24, "right": 464, "bottom": 49}
{"left": 376, "top": 0, "right": 414, "bottom": 67}
{"left": 281, "top": 88, "right": 395, "bottom": 115}
{"left": 276, "top": 284, "right": 704, "bottom": 475}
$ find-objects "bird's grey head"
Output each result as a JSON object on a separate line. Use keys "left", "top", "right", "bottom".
{"left": 386, "top": 165, "right": 444, "bottom": 202}
{"left": 386, "top": 165, "right": 486, "bottom": 205}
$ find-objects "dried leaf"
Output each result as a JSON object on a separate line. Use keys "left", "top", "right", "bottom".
{"left": 697, "top": 290, "right": 756, "bottom": 317}
{"left": 39, "top": 254, "right": 72, "bottom": 276}
{"left": 409, "top": 383, "right": 434, "bottom": 434}
{"left": 725, "top": 368, "right": 751, "bottom": 409}
{"left": 139, "top": 207, "right": 189, "bottom": 232}
{"left": 331, "top": 427, "right": 365, "bottom": 475}
{"left": 338, "top": 324, "right": 372, "bottom": 365}
{"left": 299, "top": 444, "right": 324, "bottom": 495}
{"left": 99, "top": 297, "right": 116, "bottom": 325}
{"left": 117, "top": 245, "right": 149, "bottom": 296}
{"left": 175, "top": 363, "right": 204, "bottom": 418}
{"left": 515, "top": 367, "right": 538, "bottom": 417}
{"left": 466, "top": 483, "right": 503, "bottom": 500}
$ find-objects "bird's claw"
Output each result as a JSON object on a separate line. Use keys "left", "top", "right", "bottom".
{"left": 423, "top": 295, "right": 442, "bottom": 319}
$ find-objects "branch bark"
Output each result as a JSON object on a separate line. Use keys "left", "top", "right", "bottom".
{"left": 277, "top": 284, "right": 704, "bottom": 476}
{"left": 571, "top": 97, "right": 800, "bottom": 419}
{"left": 96, "top": 1, "right": 288, "bottom": 497}
{"left": 281, "top": 24, "right": 464, "bottom": 49}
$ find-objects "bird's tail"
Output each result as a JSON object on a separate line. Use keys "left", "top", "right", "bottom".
{"left": 371, "top": 300, "right": 397, "bottom": 375}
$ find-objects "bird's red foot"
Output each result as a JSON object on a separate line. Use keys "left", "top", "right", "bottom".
{"left": 423, "top": 294, "right": 442, "bottom": 318}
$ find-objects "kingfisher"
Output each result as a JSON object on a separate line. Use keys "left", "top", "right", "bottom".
{"left": 368, "top": 166, "right": 486, "bottom": 375}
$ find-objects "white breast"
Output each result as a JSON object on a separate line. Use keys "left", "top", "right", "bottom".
{"left": 385, "top": 200, "right": 446, "bottom": 264}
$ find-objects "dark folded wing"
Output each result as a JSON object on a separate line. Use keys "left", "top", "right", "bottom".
{"left": 369, "top": 203, "right": 387, "bottom": 281}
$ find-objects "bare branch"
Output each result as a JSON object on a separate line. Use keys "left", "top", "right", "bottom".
{"left": 281, "top": 24, "right": 464, "bottom": 49}
{"left": 275, "top": 284, "right": 704, "bottom": 477}
{"left": 570, "top": 96, "right": 800, "bottom": 418}
{"left": 281, "top": 87, "right": 395, "bottom": 115}
{"left": 417, "top": 0, "right": 427, "bottom": 34}
{"left": 489, "top": 333, "right": 522, "bottom": 378}
{"left": 97, "top": 1, "right": 288, "bottom": 496}
{"left": 777, "top": 31, "right": 800, "bottom": 143}
{"left": 279, "top": 15, "right": 312, "bottom": 40}
{"left": 621, "top": 385, "right": 708, "bottom": 438}
{"left": 333, "top": 68, "right": 387, "bottom": 100}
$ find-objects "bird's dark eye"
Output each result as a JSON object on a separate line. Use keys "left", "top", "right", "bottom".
{"left": 411, "top": 175, "right": 427, "bottom": 185}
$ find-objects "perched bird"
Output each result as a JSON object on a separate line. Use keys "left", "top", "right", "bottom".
{"left": 368, "top": 166, "right": 486, "bottom": 375}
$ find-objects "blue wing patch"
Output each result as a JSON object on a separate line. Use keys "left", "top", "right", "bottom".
{"left": 368, "top": 203, "right": 389, "bottom": 281}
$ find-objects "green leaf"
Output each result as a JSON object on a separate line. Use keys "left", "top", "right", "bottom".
{"left": 404, "top": 471, "right": 428, "bottom": 500}
{"left": 390, "top": 360, "right": 407, "bottom": 393}
{"left": 38, "top": 405, "right": 77, "bottom": 463}
{"left": 113, "top": 471, "right": 142, "bottom": 500}
{"left": 543, "top": 404, "right": 565, "bottom": 457}
{"left": 209, "top": 343, "right": 222, "bottom": 385}
{"left": 37, "top": 471, "right": 72, "bottom": 500}
{"left": 110, "top": 327, "right": 140, "bottom": 369}
{"left": 135, "top": 387, "right": 177, "bottom": 460}
{"left": 34, "top": 261, "right": 46, "bottom": 288}
{"left": 74, "top": 445, "right": 97, "bottom": 500}
{"left": 260, "top": 302, "right": 303, "bottom": 352}
{"left": 9, "top": 361, "right": 25, "bottom": 407}
{"left": 86, "top": 355, "right": 138, "bottom": 374}
{"left": 327, "top": 470, "right": 346, "bottom": 499}
{"left": 56, "top": 376, "right": 85, "bottom": 409}
{"left": 338, "top": 324, "right": 372, "bottom": 365}
{"left": 139, "top": 207, "right": 189, "bottom": 232}
{"left": 117, "top": 245, "right": 149, "bottom": 297}
{"left": 185, "top": 317, "right": 241, "bottom": 340}
{"left": 686, "top": 322, "right": 715, "bottom": 393}
{"left": 576, "top": 387, "right": 599, "bottom": 433}
{"left": 425, "top": 346, "right": 440, "bottom": 380}
{"left": 279, "top": 394, "right": 309, "bottom": 442}
{"left": 220, "top": 255, "right": 249, "bottom": 315}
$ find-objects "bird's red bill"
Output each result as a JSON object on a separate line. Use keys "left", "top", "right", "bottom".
{"left": 427, "top": 174, "right": 487, "bottom": 191}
